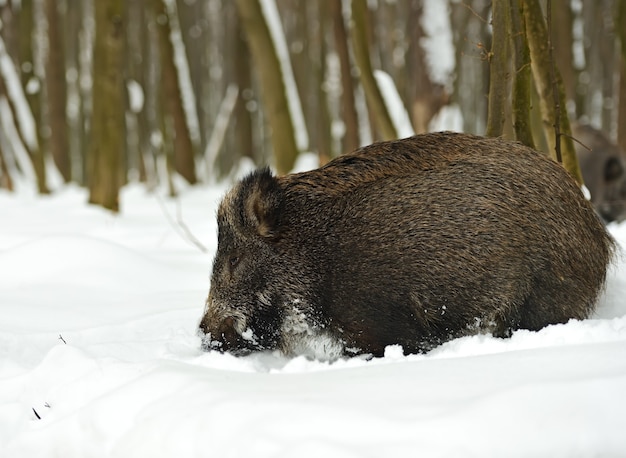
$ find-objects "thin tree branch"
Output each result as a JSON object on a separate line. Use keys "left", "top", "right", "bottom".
{"left": 156, "top": 193, "right": 208, "bottom": 253}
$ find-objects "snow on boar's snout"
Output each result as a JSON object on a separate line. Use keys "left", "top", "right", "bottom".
{"left": 198, "top": 132, "right": 615, "bottom": 360}
{"left": 199, "top": 286, "right": 283, "bottom": 355}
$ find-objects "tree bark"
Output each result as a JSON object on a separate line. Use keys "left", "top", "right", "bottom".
{"left": 235, "top": 0, "right": 299, "bottom": 175}
{"left": 510, "top": 0, "right": 535, "bottom": 148}
{"left": 88, "top": 0, "right": 125, "bottom": 212}
{"left": 406, "top": 2, "right": 448, "bottom": 135}
{"left": 330, "top": 0, "right": 359, "bottom": 153}
{"left": 350, "top": 0, "right": 397, "bottom": 141}
{"left": 126, "top": 0, "right": 146, "bottom": 182}
{"left": 237, "top": 0, "right": 298, "bottom": 174}
{"left": 233, "top": 14, "right": 254, "bottom": 168}
{"left": 551, "top": 0, "right": 575, "bottom": 105}
{"left": 45, "top": 0, "right": 70, "bottom": 182}
{"left": 154, "top": 0, "right": 197, "bottom": 184}
{"left": 617, "top": 0, "right": 626, "bottom": 152}
{"left": 0, "top": 142, "right": 13, "bottom": 190}
{"left": 449, "top": 1, "right": 492, "bottom": 135}
{"left": 64, "top": 0, "right": 87, "bottom": 185}
{"left": 315, "top": 1, "right": 332, "bottom": 163}
{"left": 485, "top": 0, "right": 511, "bottom": 138}
{"left": 19, "top": 0, "right": 48, "bottom": 193}
{"left": 523, "top": 0, "right": 582, "bottom": 184}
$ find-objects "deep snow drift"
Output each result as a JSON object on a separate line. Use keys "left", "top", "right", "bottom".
{"left": 1, "top": 179, "right": 626, "bottom": 458}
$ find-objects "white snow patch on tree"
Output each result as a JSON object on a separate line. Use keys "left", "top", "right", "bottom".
{"left": 127, "top": 79, "right": 145, "bottom": 114}
{"left": 374, "top": 70, "right": 415, "bottom": 138}
{"left": 429, "top": 103, "right": 464, "bottom": 132}
{"left": 259, "top": 0, "right": 309, "bottom": 151}
{"left": 421, "top": 0, "right": 455, "bottom": 89}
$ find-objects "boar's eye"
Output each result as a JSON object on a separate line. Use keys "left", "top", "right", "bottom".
{"left": 229, "top": 255, "right": 240, "bottom": 269}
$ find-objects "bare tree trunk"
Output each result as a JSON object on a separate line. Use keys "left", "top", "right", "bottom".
{"left": 0, "top": 142, "right": 13, "bottom": 190}
{"left": 315, "top": 1, "right": 332, "bottom": 163}
{"left": 154, "top": 0, "right": 197, "bottom": 184}
{"left": 19, "top": 0, "right": 48, "bottom": 193}
{"left": 551, "top": 0, "right": 575, "bottom": 105}
{"left": 0, "top": 3, "right": 16, "bottom": 60}
{"left": 88, "top": 0, "right": 125, "bottom": 212}
{"left": 235, "top": 0, "right": 299, "bottom": 175}
{"left": 350, "top": 0, "right": 397, "bottom": 140}
{"left": 450, "top": 0, "right": 491, "bottom": 135}
{"left": 406, "top": 2, "right": 448, "bottom": 135}
{"left": 65, "top": 0, "right": 86, "bottom": 185}
{"left": 510, "top": 0, "right": 535, "bottom": 148}
{"left": 0, "top": 65, "right": 13, "bottom": 190}
{"left": 141, "top": 4, "right": 161, "bottom": 188}
{"left": 485, "top": 1, "right": 511, "bottom": 138}
{"left": 579, "top": 3, "right": 616, "bottom": 132}
{"left": 233, "top": 14, "right": 254, "bottom": 167}
{"left": 176, "top": 0, "right": 205, "bottom": 150}
{"left": 45, "top": 0, "right": 70, "bottom": 182}
{"left": 286, "top": 1, "right": 313, "bottom": 155}
{"left": 617, "top": 0, "right": 626, "bottom": 152}
{"left": 598, "top": 6, "right": 616, "bottom": 133}
{"left": 78, "top": 0, "right": 95, "bottom": 185}
{"left": 523, "top": 0, "right": 582, "bottom": 184}
{"left": 126, "top": 0, "right": 146, "bottom": 182}
{"left": 330, "top": 0, "right": 359, "bottom": 153}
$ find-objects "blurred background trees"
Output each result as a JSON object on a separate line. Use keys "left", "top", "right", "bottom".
{"left": 0, "top": 0, "right": 623, "bottom": 211}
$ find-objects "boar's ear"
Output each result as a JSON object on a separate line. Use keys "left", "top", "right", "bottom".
{"left": 240, "top": 167, "right": 285, "bottom": 241}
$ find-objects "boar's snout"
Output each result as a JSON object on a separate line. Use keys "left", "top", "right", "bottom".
{"left": 199, "top": 312, "right": 251, "bottom": 355}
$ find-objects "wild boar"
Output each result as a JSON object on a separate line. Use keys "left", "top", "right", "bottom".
{"left": 199, "top": 132, "right": 614, "bottom": 359}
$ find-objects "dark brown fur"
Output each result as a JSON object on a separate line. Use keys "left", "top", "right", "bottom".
{"left": 199, "top": 132, "right": 614, "bottom": 359}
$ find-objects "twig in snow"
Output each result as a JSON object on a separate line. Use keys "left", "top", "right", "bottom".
{"left": 32, "top": 403, "right": 50, "bottom": 420}
{"left": 156, "top": 193, "right": 208, "bottom": 253}
{"left": 58, "top": 334, "right": 66, "bottom": 344}
{"left": 175, "top": 198, "right": 208, "bottom": 253}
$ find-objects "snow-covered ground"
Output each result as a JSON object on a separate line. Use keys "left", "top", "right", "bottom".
{"left": 1, "top": 177, "right": 626, "bottom": 457}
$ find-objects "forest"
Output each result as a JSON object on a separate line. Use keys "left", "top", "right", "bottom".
{"left": 0, "top": 0, "right": 624, "bottom": 211}
{"left": 2, "top": 3, "right": 626, "bottom": 453}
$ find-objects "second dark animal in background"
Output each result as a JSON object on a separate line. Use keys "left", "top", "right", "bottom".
{"left": 574, "top": 123, "right": 626, "bottom": 223}
{"left": 199, "top": 132, "right": 614, "bottom": 360}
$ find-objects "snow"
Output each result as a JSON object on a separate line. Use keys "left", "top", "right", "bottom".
{"left": 1, "top": 180, "right": 626, "bottom": 457}
{"left": 373, "top": 70, "right": 415, "bottom": 138}
{"left": 126, "top": 79, "right": 144, "bottom": 114}
{"left": 420, "top": 0, "right": 455, "bottom": 90}
{"left": 428, "top": 103, "right": 465, "bottom": 133}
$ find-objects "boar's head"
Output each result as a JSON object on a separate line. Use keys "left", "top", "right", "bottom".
{"left": 199, "top": 168, "right": 289, "bottom": 355}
